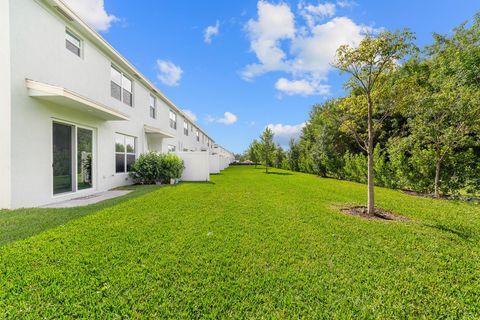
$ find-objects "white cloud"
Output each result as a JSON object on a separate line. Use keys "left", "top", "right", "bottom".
{"left": 242, "top": 1, "right": 296, "bottom": 79}
{"left": 242, "top": 1, "right": 372, "bottom": 96}
{"left": 63, "top": 0, "right": 118, "bottom": 32}
{"left": 298, "top": 1, "right": 336, "bottom": 28}
{"left": 336, "top": 0, "right": 357, "bottom": 8}
{"left": 267, "top": 123, "right": 306, "bottom": 146}
{"left": 206, "top": 112, "right": 238, "bottom": 125}
{"left": 204, "top": 20, "right": 220, "bottom": 43}
{"left": 290, "top": 16, "right": 367, "bottom": 80}
{"left": 182, "top": 109, "right": 197, "bottom": 122}
{"left": 275, "top": 78, "right": 330, "bottom": 96}
{"left": 156, "top": 60, "right": 183, "bottom": 86}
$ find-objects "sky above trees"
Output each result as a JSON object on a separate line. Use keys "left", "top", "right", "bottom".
{"left": 63, "top": 0, "right": 479, "bottom": 153}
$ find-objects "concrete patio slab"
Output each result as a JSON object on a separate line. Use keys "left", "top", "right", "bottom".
{"left": 42, "top": 190, "right": 132, "bottom": 208}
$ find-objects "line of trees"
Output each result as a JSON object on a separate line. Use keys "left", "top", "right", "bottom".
{"left": 245, "top": 15, "right": 480, "bottom": 211}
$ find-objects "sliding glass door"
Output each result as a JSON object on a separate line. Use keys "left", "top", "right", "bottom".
{"left": 53, "top": 122, "right": 94, "bottom": 195}
{"left": 53, "top": 122, "right": 74, "bottom": 194}
{"left": 77, "top": 128, "right": 93, "bottom": 190}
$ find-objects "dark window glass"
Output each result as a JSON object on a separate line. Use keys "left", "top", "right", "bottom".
{"left": 77, "top": 128, "right": 93, "bottom": 190}
{"left": 123, "top": 89, "right": 132, "bottom": 106}
{"left": 126, "top": 154, "right": 135, "bottom": 172}
{"left": 111, "top": 81, "right": 121, "bottom": 101}
{"left": 115, "top": 154, "right": 125, "bottom": 173}
{"left": 53, "top": 123, "right": 73, "bottom": 194}
{"left": 66, "top": 40, "right": 81, "bottom": 56}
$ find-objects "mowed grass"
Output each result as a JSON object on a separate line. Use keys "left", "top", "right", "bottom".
{"left": 1, "top": 166, "right": 480, "bottom": 318}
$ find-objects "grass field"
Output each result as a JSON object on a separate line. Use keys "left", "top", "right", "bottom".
{"left": 1, "top": 166, "right": 480, "bottom": 318}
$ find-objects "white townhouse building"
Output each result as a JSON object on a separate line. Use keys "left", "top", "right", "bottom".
{"left": 0, "top": 0, "right": 234, "bottom": 209}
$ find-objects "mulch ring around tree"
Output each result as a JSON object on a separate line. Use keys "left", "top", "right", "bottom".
{"left": 340, "top": 206, "right": 411, "bottom": 222}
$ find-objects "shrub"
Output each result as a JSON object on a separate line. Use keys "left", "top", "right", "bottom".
{"left": 160, "top": 153, "right": 185, "bottom": 182}
{"left": 130, "top": 153, "right": 185, "bottom": 184}
{"left": 129, "top": 152, "right": 163, "bottom": 184}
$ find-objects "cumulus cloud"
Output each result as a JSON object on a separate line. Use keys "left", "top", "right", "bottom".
{"left": 298, "top": 1, "right": 336, "bottom": 28}
{"left": 242, "top": 1, "right": 373, "bottom": 96}
{"left": 242, "top": 1, "right": 295, "bottom": 79}
{"left": 336, "top": 0, "right": 358, "bottom": 8}
{"left": 204, "top": 20, "right": 220, "bottom": 43}
{"left": 156, "top": 60, "right": 183, "bottom": 86}
{"left": 63, "top": 0, "right": 118, "bottom": 32}
{"left": 182, "top": 109, "right": 197, "bottom": 122}
{"left": 206, "top": 112, "right": 238, "bottom": 125}
{"left": 267, "top": 123, "right": 306, "bottom": 146}
{"left": 275, "top": 78, "right": 330, "bottom": 96}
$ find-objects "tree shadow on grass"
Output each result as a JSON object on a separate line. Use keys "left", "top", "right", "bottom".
{"left": 265, "top": 172, "right": 293, "bottom": 176}
{"left": 0, "top": 185, "right": 159, "bottom": 247}
{"left": 424, "top": 223, "right": 474, "bottom": 240}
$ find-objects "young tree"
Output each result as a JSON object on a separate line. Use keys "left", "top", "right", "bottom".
{"left": 334, "top": 30, "right": 416, "bottom": 214}
{"left": 274, "top": 144, "right": 286, "bottom": 169}
{"left": 248, "top": 140, "right": 260, "bottom": 168}
{"left": 288, "top": 138, "right": 300, "bottom": 172}
{"left": 400, "top": 17, "right": 480, "bottom": 197}
{"left": 259, "top": 127, "right": 275, "bottom": 173}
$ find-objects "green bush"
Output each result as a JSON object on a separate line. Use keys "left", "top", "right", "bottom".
{"left": 160, "top": 153, "right": 185, "bottom": 182}
{"left": 129, "top": 152, "right": 163, "bottom": 184}
{"left": 130, "top": 152, "right": 185, "bottom": 184}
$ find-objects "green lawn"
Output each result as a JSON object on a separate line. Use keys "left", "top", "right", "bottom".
{"left": 1, "top": 166, "right": 480, "bottom": 318}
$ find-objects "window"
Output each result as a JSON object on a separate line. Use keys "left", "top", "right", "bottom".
{"left": 168, "top": 145, "right": 176, "bottom": 153}
{"left": 115, "top": 133, "right": 136, "bottom": 173}
{"left": 169, "top": 110, "right": 177, "bottom": 129}
{"left": 111, "top": 65, "right": 133, "bottom": 106}
{"left": 149, "top": 95, "right": 156, "bottom": 119}
{"left": 196, "top": 130, "right": 199, "bottom": 142}
{"left": 65, "top": 29, "right": 81, "bottom": 57}
{"left": 183, "top": 121, "right": 189, "bottom": 136}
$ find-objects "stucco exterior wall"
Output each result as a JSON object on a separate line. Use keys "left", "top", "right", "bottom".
{"left": 0, "top": 0, "right": 12, "bottom": 209}
{"left": 2, "top": 0, "right": 224, "bottom": 208}
{"left": 177, "top": 152, "right": 210, "bottom": 182}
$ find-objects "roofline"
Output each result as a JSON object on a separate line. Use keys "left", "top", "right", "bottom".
{"left": 42, "top": 0, "right": 217, "bottom": 143}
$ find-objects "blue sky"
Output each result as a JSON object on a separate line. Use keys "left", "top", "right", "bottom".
{"left": 65, "top": 0, "right": 479, "bottom": 153}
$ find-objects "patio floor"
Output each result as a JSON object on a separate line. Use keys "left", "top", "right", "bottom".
{"left": 42, "top": 190, "right": 132, "bottom": 208}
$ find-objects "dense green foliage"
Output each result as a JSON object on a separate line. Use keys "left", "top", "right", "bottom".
{"left": 1, "top": 166, "right": 480, "bottom": 318}
{"left": 130, "top": 152, "right": 184, "bottom": 184}
{"left": 259, "top": 127, "right": 276, "bottom": 173}
{"left": 252, "top": 15, "right": 480, "bottom": 197}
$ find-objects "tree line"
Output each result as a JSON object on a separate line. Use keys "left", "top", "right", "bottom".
{"left": 245, "top": 14, "right": 480, "bottom": 212}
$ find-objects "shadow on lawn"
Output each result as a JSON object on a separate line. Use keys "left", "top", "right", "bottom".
{"left": 265, "top": 172, "right": 293, "bottom": 176}
{"left": 424, "top": 223, "right": 474, "bottom": 240}
{"left": 0, "top": 185, "right": 159, "bottom": 247}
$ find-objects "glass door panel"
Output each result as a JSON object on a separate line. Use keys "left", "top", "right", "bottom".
{"left": 77, "top": 128, "right": 93, "bottom": 190}
{"left": 53, "top": 122, "right": 73, "bottom": 194}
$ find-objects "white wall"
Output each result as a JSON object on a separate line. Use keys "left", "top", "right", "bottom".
{"left": 0, "top": 0, "right": 11, "bottom": 209}
{"left": 2, "top": 0, "right": 230, "bottom": 208}
{"left": 209, "top": 154, "right": 220, "bottom": 174}
{"left": 177, "top": 152, "right": 210, "bottom": 182}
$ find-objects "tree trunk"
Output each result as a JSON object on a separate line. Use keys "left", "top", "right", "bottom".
{"left": 434, "top": 160, "right": 441, "bottom": 198}
{"left": 367, "top": 96, "right": 375, "bottom": 215}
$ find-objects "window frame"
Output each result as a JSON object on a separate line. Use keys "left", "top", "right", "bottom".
{"left": 183, "top": 121, "right": 189, "bottom": 136}
{"left": 111, "top": 65, "right": 134, "bottom": 107}
{"left": 169, "top": 110, "right": 177, "bottom": 130}
{"left": 115, "top": 133, "right": 136, "bottom": 174}
{"left": 167, "top": 145, "right": 176, "bottom": 153}
{"left": 196, "top": 130, "right": 200, "bottom": 142}
{"left": 65, "top": 29, "right": 82, "bottom": 57}
{"left": 149, "top": 94, "right": 156, "bottom": 119}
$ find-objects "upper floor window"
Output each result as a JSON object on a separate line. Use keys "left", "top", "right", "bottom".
{"left": 115, "top": 133, "right": 136, "bottom": 173}
{"left": 169, "top": 110, "right": 177, "bottom": 129}
{"left": 183, "top": 121, "right": 189, "bottom": 136}
{"left": 196, "top": 130, "right": 200, "bottom": 142}
{"left": 149, "top": 95, "right": 156, "bottom": 119}
{"left": 111, "top": 66, "right": 133, "bottom": 107}
{"left": 65, "top": 29, "right": 81, "bottom": 57}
